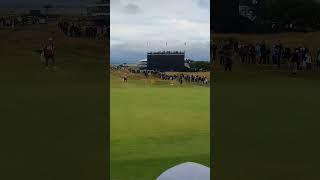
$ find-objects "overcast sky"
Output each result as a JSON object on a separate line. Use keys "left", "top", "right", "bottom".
{"left": 110, "top": 0, "right": 210, "bottom": 63}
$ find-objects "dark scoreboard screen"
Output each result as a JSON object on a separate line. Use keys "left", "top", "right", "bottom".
{"left": 147, "top": 52, "right": 185, "bottom": 72}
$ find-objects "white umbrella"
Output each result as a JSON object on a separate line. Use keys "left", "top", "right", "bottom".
{"left": 157, "top": 162, "right": 210, "bottom": 180}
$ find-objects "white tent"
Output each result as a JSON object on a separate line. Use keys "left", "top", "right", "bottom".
{"left": 137, "top": 58, "right": 147, "bottom": 68}
{"left": 157, "top": 162, "right": 210, "bottom": 180}
{"left": 138, "top": 58, "right": 148, "bottom": 62}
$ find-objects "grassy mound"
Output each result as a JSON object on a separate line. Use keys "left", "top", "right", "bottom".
{"left": 110, "top": 70, "right": 210, "bottom": 180}
{"left": 213, "top": 64, "right": 320, "bottom": 180}
{"left": 0, "top": 23, "right": 108, "bottom": 180}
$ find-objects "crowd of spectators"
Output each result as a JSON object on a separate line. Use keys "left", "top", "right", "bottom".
{"left": 212, "top": 40, "right": 320, "bottom": 73}
{"left": 58, "top": 21, "right": 109, "bottom": 40}
{"left": 0, "top": 16, "right": 44, "bottom": 29}
{"left": 127, "top": 68, "right": 209, "bottom": 85}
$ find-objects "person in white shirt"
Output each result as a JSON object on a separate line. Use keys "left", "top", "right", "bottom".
{"left": 305, "top": 52, "right": 312, "bottom": 71}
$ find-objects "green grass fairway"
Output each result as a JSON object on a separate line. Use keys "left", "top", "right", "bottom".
{"left": 0, "top": 24, "right": 107, "bottom": 180}
{"left": 110, "top": 71, "right": 210, "bottom": 180}
{"left": 213, "top": 65, "right": 320, "bottom": 180}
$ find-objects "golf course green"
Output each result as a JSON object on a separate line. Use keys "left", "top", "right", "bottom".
{"left": 213, "top": 64, "right": 320, "bottom": 180}
{"left": 0, "top": 24, "right": 107, "bottom": 180}
{"left": 110, "top": 71, "right": 210, "bottom": 180}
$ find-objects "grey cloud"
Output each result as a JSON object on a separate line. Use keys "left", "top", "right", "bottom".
{"left": 123, "top": 3, "right": 142, "bottom": 14}
{"left": 197, "top": 0, "right": 209, "bottom": 10}
{"left": 111, "top": 0, "right": 209, "bottom": 63}
{"left": 111, "top": 0, "right": 122, "bottom": 7}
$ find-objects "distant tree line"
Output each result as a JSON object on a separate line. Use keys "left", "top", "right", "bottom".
{"left": 189, "top": 61, "right": 210, "bottom": 71}
{"left": 257, "top": 0, "right": 320, "bottom": 32}
{"left": 213, "top": 0, "right": 320, "bottom": 33}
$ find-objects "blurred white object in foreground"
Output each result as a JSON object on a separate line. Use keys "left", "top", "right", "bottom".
{"left": 156, "top": 162, "right": 210, "bottom": 180}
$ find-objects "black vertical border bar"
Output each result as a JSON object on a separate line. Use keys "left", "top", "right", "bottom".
{"left": 210, "top": 0, "right": 215, "bottom": 179}
{"left": 106, "top": 0, "right": 110, "bottom": 179}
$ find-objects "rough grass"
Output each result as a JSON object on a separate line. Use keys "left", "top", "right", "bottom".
{"left": 213, "top": 64, "right": 320, "bottom": 180}
{"left": 0, "top": 23, "right": 108, "bottom": 180}
{"left": 110, "top": 70, "right": 210, "bottom": 180}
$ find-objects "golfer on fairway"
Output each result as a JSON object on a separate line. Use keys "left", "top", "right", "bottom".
{"left": 43, "top": 37, "right": 55, "bottom": 69}
{"left": 123, "top": 73, "right": 128, "bottom": 82}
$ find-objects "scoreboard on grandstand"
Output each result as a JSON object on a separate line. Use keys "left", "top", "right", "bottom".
{"left": 147, "top": 51, "right": 185, "bottom": 72}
